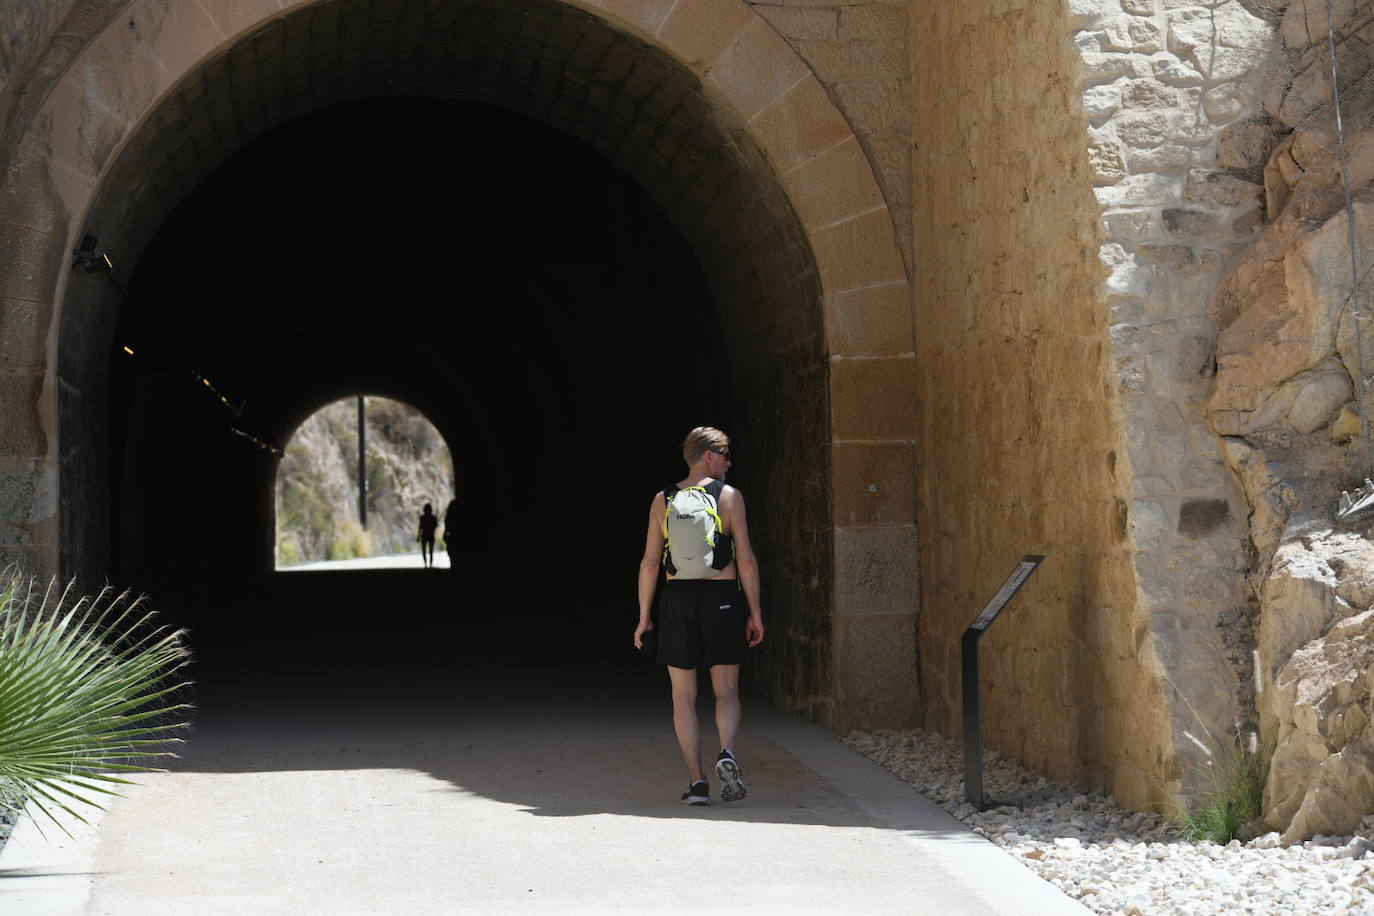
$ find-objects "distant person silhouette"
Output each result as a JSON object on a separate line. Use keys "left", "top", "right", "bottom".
{"left": 418, "top": 503, "right": 438, "bottom": 568}
{"left": 442, "top": 498, "right": 459, "bottom": 570}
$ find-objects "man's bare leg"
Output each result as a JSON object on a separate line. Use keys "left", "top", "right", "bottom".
{"left": 668, "top": 665, "right": 703, "bottom": 782}
{"left": 710, "top": 664, "right": 741, "bottom": 753}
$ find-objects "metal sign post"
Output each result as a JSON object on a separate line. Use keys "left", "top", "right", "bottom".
{"left": 962, "top": 554, "right": 1044, "bottom": 810}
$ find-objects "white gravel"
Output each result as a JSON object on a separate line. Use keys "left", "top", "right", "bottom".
{"left": 844, "top": 728, "right": 1374, "bottom": 915}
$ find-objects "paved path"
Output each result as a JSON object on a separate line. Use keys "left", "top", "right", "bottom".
{"left": 1, "top": 662, "right": 1089, "bottom": 915}
{"left": 279, "top": 552, "right": 451, "bottom": 572}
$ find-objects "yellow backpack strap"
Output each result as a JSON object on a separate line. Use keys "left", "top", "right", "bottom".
{"left": 662, "top": 487, "right": 680, "bottom": 573}
{"left": 662, "top": 487, "right": 676, "bottom": 539}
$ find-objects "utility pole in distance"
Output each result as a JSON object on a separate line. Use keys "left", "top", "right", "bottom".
{"left": 357, "top": 395, "right": 367, "bottom": 528}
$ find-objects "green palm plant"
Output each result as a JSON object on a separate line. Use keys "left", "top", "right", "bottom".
{"left": 0, "top": 567, "right": 191, "bottom": 836}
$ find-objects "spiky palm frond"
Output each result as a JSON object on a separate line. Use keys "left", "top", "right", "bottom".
{"left": 0, "top": 568, "right": 191, "bottom": 835}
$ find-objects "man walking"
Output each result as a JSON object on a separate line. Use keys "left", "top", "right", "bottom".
{"left": 417, "top": 502, "right": 438, "bottom": 568}
{"left": 634, "top": 427, "right": 765, "bottom": 805}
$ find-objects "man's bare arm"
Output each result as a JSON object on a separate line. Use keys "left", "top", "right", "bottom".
{"left": 724, "top": 487, "right": 764, "bottom": 647}
{"left": 635, "top": 493, "right": 665, "bottom": 648}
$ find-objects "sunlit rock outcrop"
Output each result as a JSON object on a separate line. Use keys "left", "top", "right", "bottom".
{"left": 1206, "top": 0, "right": 1374, "bottom": 841}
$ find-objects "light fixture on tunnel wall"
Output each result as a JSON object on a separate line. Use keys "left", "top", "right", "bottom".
{"left": 114, "top": 350, "right": 283, "bottom": 456}
{"left": 72, "top": 235, "right": 283, "bottom": 456}
{"left": 71, "top": 233, "right": 128, "bottom": 295}
{"left": 230, "top": 426, "right": 283, "bottom": 456}
{"left": 188, "top": 370, "right": 281, "bottom": 455}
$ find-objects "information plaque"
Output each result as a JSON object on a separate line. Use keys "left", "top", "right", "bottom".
{"left": 968, "top": 556, "right": 1043, "bottom": 632}
{"left": 963, "top": 554, "right": 1044, "bottom": 811}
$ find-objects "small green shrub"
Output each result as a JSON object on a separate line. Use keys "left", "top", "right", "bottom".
{"left": 0, "top": 569, "right": 191, "bottom": 835}
{"left": 1164, "top": 674, "right": 1273, "bottom": 845}
{"left": 326, "top": 518, "right": 371, "bottom": 561}
{"left": 1172, "top": 731, "right": 1272, "bottom": 844}
{"left": 1170, "top": 692, "right": 1275, "bottom": 851}
{"left": 277, "top": 535, "right": 302, "bottom": 567}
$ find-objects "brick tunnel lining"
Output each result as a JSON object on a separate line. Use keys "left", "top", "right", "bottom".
{"left": 57, "top": 0, "right": 833, "bottom": 701}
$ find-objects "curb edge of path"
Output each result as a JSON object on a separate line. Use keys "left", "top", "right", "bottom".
{"left": 752, "top": 705, "right": 1095, "bottom": 916}
{"left": 0, "top": 798, "right": 105, "bottom": 916}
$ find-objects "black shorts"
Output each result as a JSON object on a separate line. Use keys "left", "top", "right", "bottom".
{"left": 657, "top": 579, "right": 747, "bottom": 669}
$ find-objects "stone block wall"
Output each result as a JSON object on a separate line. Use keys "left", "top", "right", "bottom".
{"left": 749, "top": 0, "right": 919, "bottom": 731}
{"left": 912, "top": 0, "right": 1176, "bottom": 808}
{"left": 750, "top": 1, "right": 912, "bottom": 270}
{"left": 913, "top": 0, "right": 1286, "bottom": 807}
{"left": 0, "top": 1, "right": 130, "bottom": 174}
{"left": 1077, "top": 0, "right": 1280, "bottom": 773}
{"left": 0, "top": 2, "right": 74, "bottom": 143}
{"left": 906, "top": 0, "right": 1290, "bottom": 808}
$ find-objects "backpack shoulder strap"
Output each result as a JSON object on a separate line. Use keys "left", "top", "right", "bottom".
{"left": 661, "top": 487, "right": 679, "bottom": 540}
{"left": 703, "top": 480, "right": 733, "bottom": 569}
{"left": 661, "top": 486, "right": 679, "bottom": 574}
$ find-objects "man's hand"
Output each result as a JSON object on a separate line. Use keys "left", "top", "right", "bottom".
{"left": 746, "top": 616, "right": 764, "bottom": 647}
{"left": 633, "top": 619, "right": 654, "bottom": 649}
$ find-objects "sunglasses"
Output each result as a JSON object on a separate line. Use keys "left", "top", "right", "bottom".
{"left": 708, "top": 448, "right": 732, "bottom": 459}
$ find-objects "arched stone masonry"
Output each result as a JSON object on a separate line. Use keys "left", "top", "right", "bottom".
{"left": 0, "top": 0, "right": 915, "bottom": 733}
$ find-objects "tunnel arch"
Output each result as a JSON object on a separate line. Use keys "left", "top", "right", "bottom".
{"left": 105, "top": 93, "right": 737, "bottom": 608}
{"left": 0, "top": 0, "right": 916, "bottom": 731}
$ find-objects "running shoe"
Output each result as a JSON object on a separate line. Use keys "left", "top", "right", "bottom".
{"left": 715, "top": 749, "right": 747, "bottom": 802}
{"left": 681, "top": 780, "right": 710, "bottom": 806}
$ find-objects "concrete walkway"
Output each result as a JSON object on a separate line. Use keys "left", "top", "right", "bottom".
{"left": 1, "top": 662, "right": 1090, "bottom": 915}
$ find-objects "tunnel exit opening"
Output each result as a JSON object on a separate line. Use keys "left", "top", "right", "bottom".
{"left": 274, "top": 395, "right": 456, "bottom": 572}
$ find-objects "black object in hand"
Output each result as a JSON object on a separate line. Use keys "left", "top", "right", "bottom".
{"left": 638, "top": 628, "right": 658, "bottom": 659}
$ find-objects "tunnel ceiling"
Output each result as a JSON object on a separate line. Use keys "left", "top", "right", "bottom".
{"left": 114, "top": 96, "right": 730, "bottom": 446}
{"left": 82, "top": 0, "right": 822, "bottom": 391}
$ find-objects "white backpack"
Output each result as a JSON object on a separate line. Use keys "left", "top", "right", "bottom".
{"left": 662, "top": 480, "right": 734, "bottom": 578}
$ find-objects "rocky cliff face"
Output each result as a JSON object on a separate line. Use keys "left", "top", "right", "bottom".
{"left": 1208, "top": 0, "right": 1374, "bottom": 841}
{"left": 274, "top": 397, "right": 453, "bottom": 566}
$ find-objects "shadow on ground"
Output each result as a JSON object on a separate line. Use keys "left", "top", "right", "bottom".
{"left": 165, "top": 569, "right": 962, "bottom": 835}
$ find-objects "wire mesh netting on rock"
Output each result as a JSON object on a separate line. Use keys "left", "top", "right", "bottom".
{"left": 1264, "top": 1, "right": 1374, "bottom": 147}
{"left": 1264, "top": 2, "right": 1374, "bottom": 495}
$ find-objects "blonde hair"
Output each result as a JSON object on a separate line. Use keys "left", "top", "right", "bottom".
{"left": 682, "top": 427, "right": 729, "bottom": 465}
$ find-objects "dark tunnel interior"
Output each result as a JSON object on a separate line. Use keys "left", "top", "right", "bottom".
{"left": 108, "top": 98, "right": 733, "bottom": 681}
